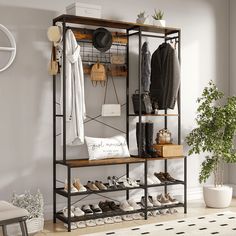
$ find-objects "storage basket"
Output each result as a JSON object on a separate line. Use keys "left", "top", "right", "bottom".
{"left": 27, "top": 217, "right": 44, "bottom": 234}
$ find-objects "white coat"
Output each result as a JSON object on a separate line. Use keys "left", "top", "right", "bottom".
{"left": 60, "top": 29, "right": 86, "bottom": 145}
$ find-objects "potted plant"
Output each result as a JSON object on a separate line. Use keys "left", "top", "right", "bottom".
{"left": 186, "top": 81, "right": 236, "bottom": 208}
{"left": 136, "top": 11, "right": 148, "bottom": 24}
{"left": 11, "top": 190, "right": 44, "bottom": 234}
{"left": 152, "top": 9, "right": 165, "bottom": 27}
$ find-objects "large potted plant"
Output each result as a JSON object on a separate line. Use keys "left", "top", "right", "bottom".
{"left": 152, "top": 9, "right": 165, "bottom": 27}
{"left": 186, "top": 81, "right": 236, "bottom": 208}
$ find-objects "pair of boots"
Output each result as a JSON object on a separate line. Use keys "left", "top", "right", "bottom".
{"left": 136, "top": 122, "right": 157, "bottom": 158}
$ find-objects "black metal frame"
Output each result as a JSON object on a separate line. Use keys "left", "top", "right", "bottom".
{"left": 52, "top": 15, "right": 187, "bottom": 232}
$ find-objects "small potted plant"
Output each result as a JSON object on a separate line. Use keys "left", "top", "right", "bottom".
{"left": 136, "top": 11, "right": 148, "bottom": 24}
{"left": 152, "top": 9, "right": 165, "bottom": 27}
{"left": 186, "top": 81, "right": 236, "bottom": 208}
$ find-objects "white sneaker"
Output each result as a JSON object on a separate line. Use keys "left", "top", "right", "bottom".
{"left": 141, "top": 176, "right": 154, "bottom": 185}
{"left": 120, "top": 200, "right": 134, "bottom": 211}
{"left": 104, "top": 217, "right": 114, "bottom": 224}
{"left": 76, "top": 221, "right": 86, "bottom": 228}
{"left": 122, "top": 214, "right": 133, "bottom": 221}
{"left": 127, "top": 178, "right": 139, "bottom": 187}
{"left": 74, "top": 206, "right": 85, "bottom": 217}
{"left": 148, "top": 196, "right": 162, "bottom": 207}
{"left": 132, "top": 213, "right": 143, "bottom": 220}
{"left": 64, "top": 179, "right": 78, "bottom": 193}
{"left": 86, "top": 220, "right": 96, "bottom": 227}
{"left": 128, "top": 199, "right": 141, "bottom": 210}
{"left": 113, "top": 216, "right": 122, "bottom": 223}
{"left": 64, "top": 223, "right": 77, "bottom": 230}
{"left": 62, "top": 207, "right": 74, "bottom": 218}
{"left": 95, "top": 218, "right": 105, "bottom": 225}
{"left": 141, "top": 196, "right": 153, "bottom": 208}
{"left": 122, "top": 180, "right": 133, "bottom": 188}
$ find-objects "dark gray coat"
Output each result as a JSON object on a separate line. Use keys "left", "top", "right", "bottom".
{"left": 141, "top": 42, "right": 151, "bottom": 92}
{"left": 150, "top": 43, "right": 180, "bottom": 110}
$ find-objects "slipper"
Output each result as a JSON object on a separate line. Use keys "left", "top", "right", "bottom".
{"left": 113, "top": 216, "right": 122, "bottom": 223}
{"left": 95, "top": 218, "right": 105, "bottom": 225}
{"left": 104, "top": 217, "right": 114, "bottom": 224}
{"left": 86, "top": 219, "right": 96, "bottom": 227}
{"left": 82, "top": 205, "right": 93, "bottom": 215}
{"left": 76, "top": 221, "right": 86, "bottom": 228}
{"left": 122, "top": 214, "right": 133, "bottom": 221}
{"left": 64, "top": 223, "right": 77, "bottom": 230}
{"left": 132, "top": 213, "right": 143, "bottom": 220}
{"left": 74, "top": 206, "right": 85, "bottom": 217}
{"left": 63, "top": 207, "right": 74, "bottom": 218}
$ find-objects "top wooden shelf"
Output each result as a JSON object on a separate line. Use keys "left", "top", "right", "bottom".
{"left": 53, "top": 15, "right": 180, "bottom": 35}
{"left": 56, "top": 157, "right": 145, "bottom": 168}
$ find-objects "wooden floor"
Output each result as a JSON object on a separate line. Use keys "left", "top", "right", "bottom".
{"left": 32, "top": 198, "right": 236, "bottom": 236}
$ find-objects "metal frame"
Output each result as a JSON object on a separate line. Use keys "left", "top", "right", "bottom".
{"left": 52, "top": 15, "right": 187, "bottom": 232}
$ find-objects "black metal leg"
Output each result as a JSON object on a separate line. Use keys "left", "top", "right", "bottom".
{"left": 2, "top": 225, "right": 7, "bottom": 236}
{"left": 126, "top": 163, "right": 129, "bottom": 200}
{"left": 144, "top": 159, "right": 148, "bottom": 220}
{"left": 184, "top": 156, "right": 187, "bottom": 213}
{"left": 164, "top": 159, "right": 167, "bottom": 194}
{"left": 20, "top": 220, "right": 29, "bottom": 236}
{"left": 67, "top": 166, "right": 71, "bottom": 232}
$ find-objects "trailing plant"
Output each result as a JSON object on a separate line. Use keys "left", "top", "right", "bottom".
{"left": 186, "top": 81, "right": 236, "bottom": 186}
{"left": 11, "top": 190, "right": 44, "bottom": 219}
{"left": 152, "top": 9, "right": 164, "bottom": 20}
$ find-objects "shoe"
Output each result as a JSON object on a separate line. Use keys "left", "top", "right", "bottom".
{"left": 154, "top": 172, "right": 166, "bottom": 182}
{"left": 113, "top": 216, "right": 122, "bottom": 223}
{"left": 86, "top": 220, "right": 96, "bottom": 227}
{"left": 74, "top": 206, "right": 85, "bottom": 217}
{"left": 165, "top": 193, "right": 179, "bottom": 204}
{"left": 81, "top": 205, "right": 93, "bottom": 215}
{"left": 87, "top": 181, "right": 99, "bottom": 191}
{"left": 90, "top": 204, "right": 102, "bottom": 214}
{"left": 73, "top": 178, "right": 87, "bottom": 192}
{"left": 64, "top": 223, "right": 77, "bottom": 230}
{"left": 127, "top": 178, "right": 139, "bottom": 187}
{"left": 95, "top": 180, "right": 107, "bottom": 190}
{"left": 99, "top": 201, "right": 112, "bottom": 212}
{"left": 120, "top": 200, "right": 134, "bottom": 211}
{"left": 148, "top": 196, "right": 161, "bottom": 207}
{"left": 128, "top": 199, "right": 141, "bottom": 210}
{"left": 121, "top": 180, "right": 132, "bottom": 188}
{"left": 163, "top": 172, "right": 176, "bottom": 182}
{"left": 76, "top": 221, "right": 86, "bottom": 228}
{"left": 64, "top": 179, "right": 78, "bottom": 193}
{"left": 107, "top": 176, "right": 115, "bottom": 188}
{"left": 132, "top": 213, "right": 143, "bottom": 220}
{"left": 62, "top": 207, "right": 75, "bottom": 218}
{"left": 95, "top": 218, "right": 105, "bottom": 225}
{"left": 141, "top": 196, "right": 153, "bottom": 208}
{"left": 112, "top": 176, "right": 121, "bottom": 187}
{"left": 149, "top": 175, "right": 161, "bottom": 184}
{"left": 151, "top": 210, "right": 160, "bottom": 216}
{"left": 157, "top": 194, "right": 172, "bottom": 205}
{"left": 122, "top": 214, "right": 133, "bottom": 221}
{"left": 168, "top": 208, "right": 178, "bottom": 214}
{"left": 104, "top": 217, "right": 114, "bottom": 224}
{"left": 107, "top": 201, "right": 121, "bottom": 211}
{"left": 159, "top": 209, "right": 169, "bottom": 215}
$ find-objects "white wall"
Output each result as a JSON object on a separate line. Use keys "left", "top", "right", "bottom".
{"left": 0, "top": 0, "right": 230, "bottom": 218}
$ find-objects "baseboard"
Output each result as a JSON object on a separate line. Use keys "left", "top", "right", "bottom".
{"left": 43, "top": 186, "right": 203, "bottom": 220}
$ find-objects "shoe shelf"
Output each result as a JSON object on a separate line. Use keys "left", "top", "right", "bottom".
{"left": 56, "top": 157, "right": 145, "bottom": 168}
{"left": 56, "top": 208, "right": 144, "bottom": 223}
{"left": 141, "top": 179, "right": 185, "bottom": 189}
{"left": 128, "top": 114, "right": 179, "bottom": 117}
{"left": 145, "top": 156, "right": 186, "bottom": 161}
{"left": 56, "top": 185, "right": 145, "bottom": 197}
{"left": 149, "top": 202, "right": 185, "bottom": 211}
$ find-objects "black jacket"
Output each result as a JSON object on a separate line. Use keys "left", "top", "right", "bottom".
{"left": 150, "top": 43, "right": 180, "bottom": 110}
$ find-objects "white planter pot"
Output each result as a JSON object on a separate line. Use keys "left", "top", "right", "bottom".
{"left": 153, "top": 19, "right": 166, "bottom": 27}
{"left": 203, "top": 185, "right": 232, "bottom": 208}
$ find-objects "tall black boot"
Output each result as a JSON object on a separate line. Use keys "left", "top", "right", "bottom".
{"left": 145, "top": 122, "right": 158, "bottom": 157}
{"left": 136, "top": 122, "right": 151, "bottom": 158}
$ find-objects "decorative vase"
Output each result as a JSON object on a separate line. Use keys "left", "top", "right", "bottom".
{"left": 203, "top": 185, "right": 232, "bottom": 208}
{"left": 153, "top": 19, "right": 166, "bottom": 27}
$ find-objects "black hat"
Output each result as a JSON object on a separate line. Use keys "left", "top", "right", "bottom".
{"left": 92, "top": 28, "right": 112, "bottom": 52}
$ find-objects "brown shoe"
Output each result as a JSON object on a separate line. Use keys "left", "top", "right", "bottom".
{"left": 154, "top": 172, "right": 166, "bottom": 182}
{"left": 163, "top": 172, "right": 176, "bottom": 182}
{"left": 157, "top": 193, "right": 172, "bottom": 205}
{"left": 165, "top": 193, "right": 179, "bottom": 204}
{"left": 87, "top": 181, "right": 99, "bottom": 191}
{"left": 95, "top": 180, "right": 107, "bottom": 190}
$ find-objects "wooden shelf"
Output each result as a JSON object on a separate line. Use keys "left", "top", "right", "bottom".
{"left": 145, "top": 156, "right": 186, "bottom": 161}
{"left": 129, "top": 113, "right": 179, "bottom": 117}
{"left": 53, "top": 14, "right": 180, "bottom": 35}
{"left": 56, "top": 157, "right": 145, "bottom": 168}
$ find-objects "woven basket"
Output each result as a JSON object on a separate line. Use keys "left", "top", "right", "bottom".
{"left": 27, "top": 217, "right": 44, "bottom": 234}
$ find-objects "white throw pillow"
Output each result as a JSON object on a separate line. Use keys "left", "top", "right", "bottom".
{"left": 85, "top": 136, "right": 130, "bottom": 160}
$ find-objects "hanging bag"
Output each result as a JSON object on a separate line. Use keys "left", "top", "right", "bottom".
{"left": 48, "top": 44, "right": 58, "bottom": 76}
{"left": 101, "top": 74, "right": 121, "bottom": 117}
{"left": 90, "top": 61, "right": 106, "bottom": 87}
{"left": 132, "top": 90, "right": 153, "bottom": 114}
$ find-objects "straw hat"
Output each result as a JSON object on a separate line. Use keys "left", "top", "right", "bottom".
{"left": 47, "top": 26, "right": 62, "bottom": 46}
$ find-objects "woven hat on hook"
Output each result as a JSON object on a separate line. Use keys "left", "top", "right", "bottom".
{"left": 92, "top": 27, "right": 112, "bottom": 52}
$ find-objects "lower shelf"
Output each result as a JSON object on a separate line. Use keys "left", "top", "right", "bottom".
{"left": 56, "top": 203, "right": 184, "bottom": 223}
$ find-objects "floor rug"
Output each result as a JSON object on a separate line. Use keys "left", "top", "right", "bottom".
{"left": 84, "top": 212, "right": 236, "bottom": 236}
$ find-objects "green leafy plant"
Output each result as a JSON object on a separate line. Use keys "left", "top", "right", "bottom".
{"left": 137, "top": 11, "right": 146, "bottom": 18}
{"left": 152, "top": 9, "right": 164, "bottom": 20}
{"left": 186, "top": 81, "right": 236, "bottom": 186}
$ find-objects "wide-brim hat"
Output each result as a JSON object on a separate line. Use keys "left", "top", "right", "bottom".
{"left": 47, "top": 26, "right": 62, "bottom": 46}
{"left": 92, "top": 28, "right": 112, "bottom": 52}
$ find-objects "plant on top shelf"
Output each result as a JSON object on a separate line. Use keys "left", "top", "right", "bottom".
{"left": 152, "top": 9, "right": 165, "bottom": 27}
{"left": 186, "top": 81, "right": 236, "bottom": 208}
{"left": 136, "top": 11, "right": 148, "bottom": 24}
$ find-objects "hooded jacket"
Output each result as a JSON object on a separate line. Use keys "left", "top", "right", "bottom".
{"left": 150, "top": 43, "right": 180, "bottom": 110}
